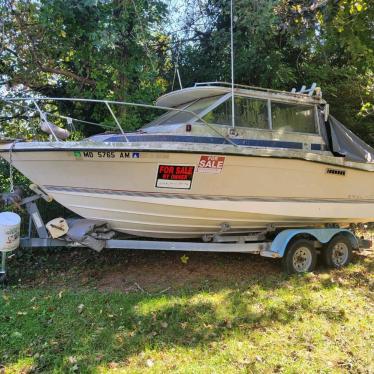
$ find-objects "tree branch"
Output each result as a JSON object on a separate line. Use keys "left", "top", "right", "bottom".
{"left": 38, "top": 65, "right": 96, "bottom": 87}
{"left": 11, "top": 4, "right": 97, "bottom": 87}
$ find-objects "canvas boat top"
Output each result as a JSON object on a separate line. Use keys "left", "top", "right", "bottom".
{"left": 1, "top": 82, "right": 373, "bottom": 171}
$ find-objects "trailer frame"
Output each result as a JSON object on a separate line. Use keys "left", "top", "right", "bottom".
{"left": 0, "top": 193, "right": 372, "bottom": 283}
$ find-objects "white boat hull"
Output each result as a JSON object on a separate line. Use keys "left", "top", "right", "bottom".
{"left": 1, "top": 147, "right": 374, "bottom": 238}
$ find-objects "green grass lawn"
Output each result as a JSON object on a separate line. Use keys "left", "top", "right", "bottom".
{"left": 0, "top": 248, "right": 373, "bottom": 373}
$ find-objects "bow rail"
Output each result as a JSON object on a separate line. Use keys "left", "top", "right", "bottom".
{"left": 1, "top": 96, "right": 238, "bottom": 146}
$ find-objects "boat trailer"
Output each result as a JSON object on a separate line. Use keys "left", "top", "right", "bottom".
{"left": 0, "top": 191, "right": 372, "bottom": 283}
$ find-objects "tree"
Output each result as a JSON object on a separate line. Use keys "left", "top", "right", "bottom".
{"left": 0, "top": 0, "right": 171, "bottom": 133}
{"left": 175, "top": 0, "right": 373, "bottom": 145}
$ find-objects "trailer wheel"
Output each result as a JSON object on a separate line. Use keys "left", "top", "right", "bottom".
{"left": 282, "top": 239, "right": 317, "bottom": 274}
{"left": 322, "top": 235, "right": 353, "bottom": 268}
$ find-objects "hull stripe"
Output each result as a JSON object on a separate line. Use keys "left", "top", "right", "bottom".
{"left": 44, "top": 185, "right": 374, "bottom": 204}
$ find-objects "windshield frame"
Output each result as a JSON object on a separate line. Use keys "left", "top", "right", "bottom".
{"left": 143, "top": 94, "right": 230, "bottom": 128}
{"left": 195, "top": 94, "right": 320, "bottom": 136}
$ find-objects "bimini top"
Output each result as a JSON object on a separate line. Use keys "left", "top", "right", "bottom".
{"left": 156, "top": 82, "right": 325, "bottom": 107}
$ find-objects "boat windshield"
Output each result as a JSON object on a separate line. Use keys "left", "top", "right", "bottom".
{"left": 202, "top": 96, "right": 317, "bottom": 134}
{"left": 144, "top": 92, "right": 317, "bottom": 135}
{"left": 144, "top": 95, "right": 224, "bottom": 127}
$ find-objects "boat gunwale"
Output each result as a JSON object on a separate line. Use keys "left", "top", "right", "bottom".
{"left": 1, "top": 140, "right": 373, "bottom": 172}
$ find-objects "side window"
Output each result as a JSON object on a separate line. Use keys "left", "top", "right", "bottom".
{"left": 203, "top": 96, "right": 269, "bottom": 129}
{"left": 161, "top": 97, "right": 221, "bottom": 125}
{"left": 203, "top": 99, "right": 231, "bottom": 125}
{"left": 271, "top": 102, "right": 317, "bottom": 134}
{"left": 235, "top": 97, "right": 268, "bottom": 129}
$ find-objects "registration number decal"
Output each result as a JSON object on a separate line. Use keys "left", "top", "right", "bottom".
{"left": 156, "top": 165, "right": 195, "bottom": 189}
{"left": 73, "top": 151, "right": 140, "bottom": 159}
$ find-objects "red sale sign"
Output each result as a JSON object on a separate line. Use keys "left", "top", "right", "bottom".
{"left": 156, "top": 164, "right": 195, "bottom": 189}
{"left": 197, "top": 155, "right": 225, "bottom": 174}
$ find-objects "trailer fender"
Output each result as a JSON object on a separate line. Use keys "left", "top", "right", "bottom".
{"left": 270, "top": 229, "right": 359, "bottom": 257}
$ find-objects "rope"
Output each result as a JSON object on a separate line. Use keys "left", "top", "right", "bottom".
{"left": 33, "top": 101, "right": 60, "bottom": 141}
{"left": 171, "top": 41, "right": 182, "bottom": 91}
{"left": 66, "top": 117, "right": 76, "bottom": 132}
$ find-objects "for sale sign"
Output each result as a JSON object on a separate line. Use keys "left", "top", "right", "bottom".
{"left": 197, "top": 155, "right": 225, "bottom": 174}
{"left": 156, "top": 165, "right": 195, "bottom": 189}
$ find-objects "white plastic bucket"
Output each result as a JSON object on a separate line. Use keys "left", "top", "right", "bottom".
{"left": 0, "top": 212, "right": 21, "bottom": 252}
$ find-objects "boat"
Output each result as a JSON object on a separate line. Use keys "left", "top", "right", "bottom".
{"left": 1, "top": 82, "right": 374, "bottom": 238}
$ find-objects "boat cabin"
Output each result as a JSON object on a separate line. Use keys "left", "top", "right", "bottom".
{"left": 94, "top": 82, "right": 329, "bottom": 153}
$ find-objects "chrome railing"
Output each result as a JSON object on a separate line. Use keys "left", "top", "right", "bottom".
{"left": 1, "top": 96, "right": 238, "bottom": 146}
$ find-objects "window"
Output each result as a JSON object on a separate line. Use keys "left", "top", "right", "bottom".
{"left": 144, "top": 96, "right": 224, "bottom": 128}
{"left": 145, "top": 93, "right": 318, "bottom": 135}
{"left": 157, "top": 96, "right": 223, "bottom": 126}
{"left": 271, "top": 102, "right": 316, "bottom": 134}
{"left": 203, "top": 96, "right": 269, "bottom": 129}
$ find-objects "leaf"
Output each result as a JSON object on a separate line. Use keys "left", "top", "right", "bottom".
{"left": 355, "top": 2, "right": 363, "bottom": 12}
{"left": 180, "top": 255, "right": 189, "bottom": 264}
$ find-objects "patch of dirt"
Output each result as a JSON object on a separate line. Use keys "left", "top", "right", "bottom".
{"left": 7, "top": 247, "right": 280, "bottom": 292}
{"left": 95, "top": 250, "right": 280, "bottom": 292}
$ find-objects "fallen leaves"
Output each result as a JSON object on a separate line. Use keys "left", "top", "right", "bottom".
{"left": 68, "top": 356, "right": 77, "bottom": 364}
{"left": 108, "top": 361, "right": 119, "bottom": 369}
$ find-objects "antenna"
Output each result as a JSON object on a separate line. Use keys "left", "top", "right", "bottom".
{"left": 230, "top": 0, "right": 235, "bottom": 128}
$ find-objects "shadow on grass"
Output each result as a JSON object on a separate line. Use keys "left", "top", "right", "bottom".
{"left": 0, "top": 283, "right": 311, "bottom": 372}
{"left": 1, "top": 247, "right": 372, "bottom": 372}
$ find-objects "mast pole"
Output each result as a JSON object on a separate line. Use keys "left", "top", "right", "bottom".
{"left": 230, "top": 0, "right": 235, "bottom": 128}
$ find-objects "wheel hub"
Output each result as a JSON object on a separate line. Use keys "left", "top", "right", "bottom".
{"left": 331, "top": 242, "right": 349, "bottom": 266}
{"left": 292, "top": 246, "right": 312, "bottom": 272}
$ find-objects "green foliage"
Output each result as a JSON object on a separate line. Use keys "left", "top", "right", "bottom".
{"left": 177, "top": 0, "right": 299, "bottom": 88}
{"left": 1, "top": 0, "right": 170, "bottom": 134}
{"left": 176, "top": 0, "right": 373, "bottom": 144}
{"left": 0, "top": 0, "right": 373, "bottom": 144}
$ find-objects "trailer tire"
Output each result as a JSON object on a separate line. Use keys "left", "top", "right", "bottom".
{"left": 282, "top": 239, "right": 317, "bottom": 274}
{"left": 322, "top": 235, "right": 353, "bottom": 268}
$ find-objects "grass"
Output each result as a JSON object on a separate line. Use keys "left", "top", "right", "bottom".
{"left": 0, "top": 247, "right": 373, "bottom": 373}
